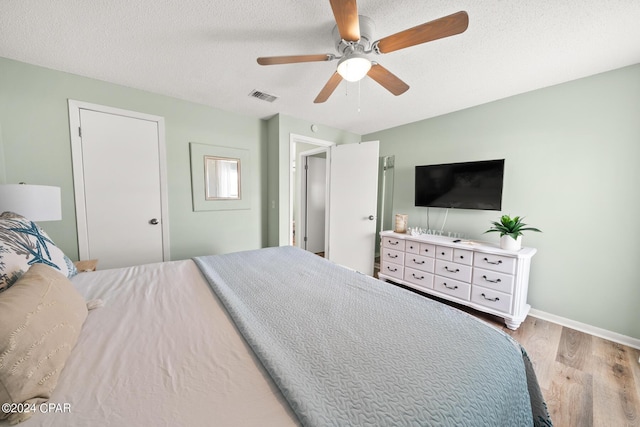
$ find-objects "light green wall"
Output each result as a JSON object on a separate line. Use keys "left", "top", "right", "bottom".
{"left": 267, "top": 114, "right": 360, "bottom": 246}
{"left": 0, "top": 57, "right": 268, "bottom": 260}
{"left": 0, "top": 124, "right": 6, "bottom": 183}
{"left": 2, "top": 55, "right": 637, "bottom": 340}
{"left": 365, "top": 64, "right": 640, "bottom": 340}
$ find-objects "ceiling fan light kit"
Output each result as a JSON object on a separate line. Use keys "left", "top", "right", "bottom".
{"left": 257, "top": 0, "right": 469, "bottom": 103}
{"left": 337, "top": 54, "right": 371, "bottom": 82}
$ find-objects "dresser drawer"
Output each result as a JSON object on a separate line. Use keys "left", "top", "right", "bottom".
{"left": 380, "top": 261, "right": 404, "bottom": 280}
{"left": 436, "top": 246, "right": 453, "bottom": 261}
{"left": 435, "top": 260, "right": 472, "bottom": 282}
{"left": 471, "top": 286, "right": 513, "bottom": 314}
{"left": 404, "top": 268, "right": 434, "bottom": 289}
{"left": 405, "top": 240, "right": 421, "bottom": 254}
{"left": 472, "top": 267, "right": 515, "bottom": 294}
{"left": 382, "top": 248, "right": 404, "bottom": 265}
{"left": 404, "top": 254, "right": 435, "bottom": 273}
{"left": 434, "top": 276, "right": 471, "bottom": 301}
{"left": 420, "top": 243, "right": 436, "bottom": 258}
{"left": 453, "top": 249, "right": 473, "bottom": 266}
{"left": 382, "top": 236, "right": 405, "bottom": 251}
{"left": 474, "top": 253, "right": 516, "bottom": 275}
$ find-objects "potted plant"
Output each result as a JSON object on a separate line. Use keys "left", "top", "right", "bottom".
{"left": 485, "top": 215, "right": 541, "bottom": 251}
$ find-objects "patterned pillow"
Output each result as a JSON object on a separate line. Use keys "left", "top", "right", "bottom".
{"left": 0, "top": 212, "right": 77, "bottom": 292}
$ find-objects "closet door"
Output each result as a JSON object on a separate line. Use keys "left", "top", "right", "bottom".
{"left": 69, "top": 101, "right": 169, "bottom": 269}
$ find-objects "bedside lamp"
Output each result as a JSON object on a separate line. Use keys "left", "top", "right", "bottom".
{"left": 0, "top": 183, "right": 62, "bottom": 221}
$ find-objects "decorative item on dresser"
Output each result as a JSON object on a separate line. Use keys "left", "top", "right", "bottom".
{"left": 484, "top": 214, "right": 541, "bottom": 251}
{"left": 378, "top": 230, "right": 536, "bottom": 330}
{"left": 394, "top": 214, "right": 408, "bottom": 233}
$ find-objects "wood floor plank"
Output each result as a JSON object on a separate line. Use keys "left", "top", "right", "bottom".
{"left": 590, "top": 337, "right": 640, "bottom": 426}
{"left": 557, "top": 327, "right": 593, "bottom": 371}
{"left": 631, "top": 347, "right": 640, "bottom": 406}
{"left": 546, "top": 361, "right": 594, "bottom": 426}
{"left": 504, "top": 316, "right": 563, "bottom": 390}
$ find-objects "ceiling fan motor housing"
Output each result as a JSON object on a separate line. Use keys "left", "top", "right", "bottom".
{"left": 333, "top": 15, "right": 375, "bottom": 55}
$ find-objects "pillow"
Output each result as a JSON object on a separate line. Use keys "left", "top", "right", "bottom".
{"left": 0, "top": 212, "right": 77, "bottom": 293}
{"left": 0, "top": 263, "right": 88, "bottom": 425}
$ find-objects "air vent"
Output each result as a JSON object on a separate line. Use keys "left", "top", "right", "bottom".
{"left": 248, "top": 89, "right": 278, "bottom": 103}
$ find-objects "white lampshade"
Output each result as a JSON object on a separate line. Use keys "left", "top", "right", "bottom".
{"left": 0, "top": 184, "right": 62, "bottom": 221}
{"left": 337, "top": 54, "right": 372, "bottom": 82}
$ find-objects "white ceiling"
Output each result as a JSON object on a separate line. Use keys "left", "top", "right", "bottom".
{"left": 1, "top": 0, "right": 639, "bottom": 135}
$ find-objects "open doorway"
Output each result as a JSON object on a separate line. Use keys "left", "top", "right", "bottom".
{"left": 289, "top": 134, "right": 334, "bottom": 255}
{"left": 299, "top": 150, "right": 327, "bottom": 256}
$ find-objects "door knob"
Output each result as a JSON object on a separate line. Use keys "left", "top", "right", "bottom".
{"left": 368, "top": 215, "right": 375, "bottom": 221}
{"left": 149, "top": 218, "right": 159, "bottom": 225}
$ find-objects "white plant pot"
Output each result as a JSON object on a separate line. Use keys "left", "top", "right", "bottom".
{"left": 500, "top": 235, "right": 522, "bottom": 251}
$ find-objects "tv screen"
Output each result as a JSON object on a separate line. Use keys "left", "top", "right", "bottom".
{"left": 415, "top": 159, "right": 505, "bottom": 210}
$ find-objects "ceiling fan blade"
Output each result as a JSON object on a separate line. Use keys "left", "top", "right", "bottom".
{"left": 257, "top": 54, "right": 333, "bottom": 65}
{"left": 367, "top": 63, "right": 409, "bottom": 96}
{"left": 375, "top": 11, "right": 469, "bottom": 54}
{"left": 329, "top": 0, "right": 360, "bottom": 42}
{"left": 314, "top": 72, "right": 343, "bottom": 103}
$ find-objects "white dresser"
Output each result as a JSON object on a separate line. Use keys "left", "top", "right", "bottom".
{"left": 378, "top": 231, "right": 537, "bottom": 330}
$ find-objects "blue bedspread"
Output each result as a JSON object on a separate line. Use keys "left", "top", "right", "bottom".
{"left": 194, "top": 246, "right": 551, "bottom": 427}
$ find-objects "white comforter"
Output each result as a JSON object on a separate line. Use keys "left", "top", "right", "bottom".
{"left": 15, "top": 260, "right": 299, "bottom": 427}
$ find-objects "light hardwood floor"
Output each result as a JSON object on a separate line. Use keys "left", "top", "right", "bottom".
{"left": 476, "top": 311, "right": 639, "bottom": 427}
{"left": 374, "top": 268, "right": 640, "bottom": 427}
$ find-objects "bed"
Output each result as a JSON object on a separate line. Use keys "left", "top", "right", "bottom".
{"left": 1, "top": 213, "right": 551, "bottom": 426}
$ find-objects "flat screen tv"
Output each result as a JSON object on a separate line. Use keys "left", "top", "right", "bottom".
{"left": 415, "top": 159, "right": 505, "bottom": 210}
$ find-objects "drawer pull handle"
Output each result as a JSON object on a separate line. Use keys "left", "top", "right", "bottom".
{"left": 389, "top": 241, "right": 399, "bottom": 245}
{"left": 442, "top": 283, "right": 458, "bottom": 290}
{"left": 481, "top": 293, "right": 500, "bottom": 302}
{"left": 444, "top": 266, "right": 460, "bottom": 273}
{"left": 459, "top": 255, "right": 464, "bottom": 259}
{"left": 482, "top": 275, "right": 501, "bottom": 283}
{"left": 412, "top": 259, "right": 425, "bottom": 265}
{"left": 409, "top": 245, "right": 415, "bottom": 249}
{"left": 387, "top": 254, "right": 398, "bottom": 259}
{"left": 423, "top": 249, "right": 429, "bottom": 253}
{"left": 483, "top": 258, "right": 502, "bottom": 265}
{"left": 386, "top": 266, "right": 398, "bottom": 272}
{"left": 412, "top": 273, "right": 424, "bottom": 280}
{"left": 441, "top": 252, "right": 446, "bottom": 256}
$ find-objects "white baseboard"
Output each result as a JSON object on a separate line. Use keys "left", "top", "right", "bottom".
{"left": 529, "top": 308, "right": 640, "bottom": 350}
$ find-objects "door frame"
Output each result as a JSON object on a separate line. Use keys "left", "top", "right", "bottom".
{"left": 68, "top": 100, "right": 170, "bottom": 262}
{"left": 289, "top": 134, "right": 334, "bottom": 247}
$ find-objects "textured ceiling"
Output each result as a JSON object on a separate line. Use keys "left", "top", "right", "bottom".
{"left": 1, "top": 0, "right": 639, "bottom": 135}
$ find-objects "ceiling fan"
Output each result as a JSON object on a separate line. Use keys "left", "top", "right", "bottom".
{"left": 257, "top": 0, "right": 469, "bottom": 103}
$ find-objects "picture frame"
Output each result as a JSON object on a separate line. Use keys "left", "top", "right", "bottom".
{"left": 189, "top": 142, "right": 250, "bottom": 211}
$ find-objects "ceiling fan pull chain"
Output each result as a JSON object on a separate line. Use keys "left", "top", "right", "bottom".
{"left": 358, "top": 79, "right": 361, "bottom": 113}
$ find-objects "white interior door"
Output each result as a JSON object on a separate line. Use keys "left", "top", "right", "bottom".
{"left": 303, "top": 155, "right": 326, "bottom": 253}
{"left": 69, "top": 101, "right": 169, "bottom": 269}
{"left": 328, "top": 141, "right": 379, "bottom": 275}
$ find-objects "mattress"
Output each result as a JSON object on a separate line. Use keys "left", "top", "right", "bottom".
{"left": 13, "top": 260, "right": 299, "bottom": 426}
